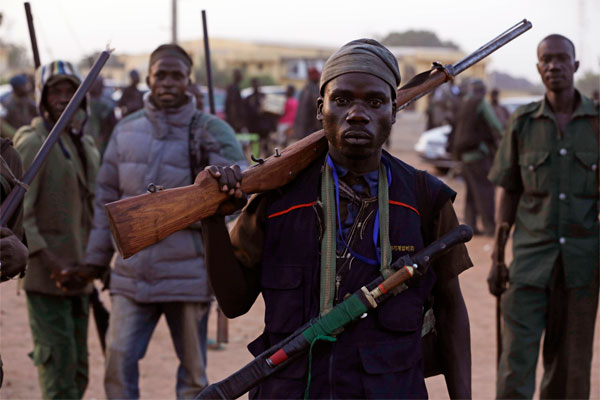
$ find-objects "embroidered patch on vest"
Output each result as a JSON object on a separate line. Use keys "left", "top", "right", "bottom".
{"left": 391, "top": 245, "right": 416, "bottom": 252}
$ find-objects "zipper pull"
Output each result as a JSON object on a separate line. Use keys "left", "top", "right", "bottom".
{"left": 335, "top": 275, "right": 341, "bottom": 301}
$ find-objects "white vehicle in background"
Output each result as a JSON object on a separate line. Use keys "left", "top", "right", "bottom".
{"left": 414, "top": 95, "right": 541, "bottom": 175}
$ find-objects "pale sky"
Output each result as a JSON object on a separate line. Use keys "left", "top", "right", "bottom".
{"left": 1, "top": 0, "right": 599, "bottom": 83}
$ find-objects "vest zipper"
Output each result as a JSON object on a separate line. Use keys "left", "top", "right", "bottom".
{"left": 334, "top": 275, "right": 341, "bottom": 302}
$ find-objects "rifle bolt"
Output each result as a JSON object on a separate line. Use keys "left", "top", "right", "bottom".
{"left": 147, "top": 183, "right": 165, "bottom": 193}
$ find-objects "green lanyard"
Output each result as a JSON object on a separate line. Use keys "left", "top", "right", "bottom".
{"left": 319, "top": 157, "right": 393, "bottom": 316}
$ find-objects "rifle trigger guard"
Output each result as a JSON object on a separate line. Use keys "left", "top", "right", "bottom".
{"left": 432, "top": 61, "right": 455, "bottom": 81}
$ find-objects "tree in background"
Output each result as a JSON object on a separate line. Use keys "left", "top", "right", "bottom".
{"left": 380, "top": 30, "right": 460, "bottom": 49}
{"left": 576, "top": 71, "right": 600, "bottom": 98}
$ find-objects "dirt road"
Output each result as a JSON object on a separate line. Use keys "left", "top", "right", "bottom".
{"left": 1, "top": 111, "right": 598, "bottom": 399}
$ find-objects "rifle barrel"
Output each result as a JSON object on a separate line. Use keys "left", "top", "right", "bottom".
{"left": 397, "top": 19, "right": 532, "bottom": 111}
{"left": 0, "top": 49, "right": 112, "bottom": 227}
{"left": 202, "top": 10, "right": 216, "bottom": 115}
{"left": 452, "top": 19, "right": 532, "bottom": 76}
{"left": 24, "top": 2, "right": 41, "bottom": 69}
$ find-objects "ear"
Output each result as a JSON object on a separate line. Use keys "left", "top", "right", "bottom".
{"left": 146, "top": 75, "right": 150, "bottom": 87}
{"left": 316, "top": 97, "right": 324, "bottom": 121}
{"left": 574, "top": 60, "right": 580, "bottom": 73}
{"left": 391, "top": 100, "right": 397, "bottom": 124}
{"left": 536, "top": 62, "right": 543, "bottom": 77}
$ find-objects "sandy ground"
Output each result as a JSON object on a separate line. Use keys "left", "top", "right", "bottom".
{"left": 1, "top": 111, "right": 598, "bottom": 399}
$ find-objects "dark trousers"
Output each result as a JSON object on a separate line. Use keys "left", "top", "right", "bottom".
{"left": 462, "top": 156, "right": 495, "bottom": 234}
{"left": 497, "top": 259, "right": 599, "bottom": 399}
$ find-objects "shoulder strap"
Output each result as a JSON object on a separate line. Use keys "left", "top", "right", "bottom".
{"left": 188, "top": 111, "right": 211, "bottom": 184}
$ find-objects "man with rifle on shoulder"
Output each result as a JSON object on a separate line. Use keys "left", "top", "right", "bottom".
{"left": 84, "top": 44, "right": 246, "bottom": 399}
{"left": 13, "top": 60, "right": 101, "bottom": 399}
{"left": 201, "top": 39, "right": 473, "bottom": 399}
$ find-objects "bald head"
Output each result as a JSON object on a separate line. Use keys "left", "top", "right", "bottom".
{"left": 538, "top": 34, "right": 575, "bottom": 59}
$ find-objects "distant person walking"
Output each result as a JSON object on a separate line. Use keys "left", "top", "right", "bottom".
{"left": 225, "top": 69, "right": 245, "bottom": 132}
{"left": 489, "top": 88, "right": 510, "bottom": 129}
{"left": 117, "top": 70, "right": 144, "bottom": 118}
{"left": 85, "top": 76, "right": 117, "bottom": 158}
{"left": 187, "top": 82, "right": 204, "bottom": 111}
{"left": 276, "top": 85, "right": 298, "bottom": 147}
{"left": 293, "top": 67, "right": 322, "bottom": 139}
{"left": 0, "top": 74, "right": 37, "bottom": 139}
{"left": 244, "top": 78, "right": 273, "bottom": 156}
{"left": 450, "top": 79, "right": 502, "bottom": 236}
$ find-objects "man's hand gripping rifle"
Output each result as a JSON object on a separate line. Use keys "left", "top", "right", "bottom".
{"left": 196, "top": 224, "right": 473, "bottom": 399}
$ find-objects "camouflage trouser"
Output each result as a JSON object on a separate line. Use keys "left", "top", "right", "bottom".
{"left": 26, "top": 292, "right": 89, "bottom": 400}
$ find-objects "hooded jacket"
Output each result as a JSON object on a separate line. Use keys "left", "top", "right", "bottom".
{"left": 85, "top": 93, "right": 246, "bottom": 302}
{"left": 13, "top": 60, "right": 100, "bottom": 296}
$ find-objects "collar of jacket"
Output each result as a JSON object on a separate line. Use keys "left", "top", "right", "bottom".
{"left": 143, "top": 92, "right": 198, "bottom": 139}
{"left": 533, "top": 89, "right": 597, "bottom": 120}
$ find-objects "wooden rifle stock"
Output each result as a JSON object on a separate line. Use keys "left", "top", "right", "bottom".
{"left": 106, "top": 131, "right": 328, "bottom": 258}
{"left": 106, "top": 19, "right": 532, "bottom": 259}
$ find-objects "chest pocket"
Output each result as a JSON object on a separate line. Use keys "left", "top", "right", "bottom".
{"left": 261, "top": 265, "right": 305, "bottom": 333}
{"left": 519, "top": 151, "right": 550, "bottom": 195}
{"left": 572, "top": 151, "right": 599, "bottom": 198}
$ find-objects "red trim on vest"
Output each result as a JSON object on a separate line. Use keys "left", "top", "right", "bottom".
{"left": 389, "top": 200, "right": 420, "bottom": 216}
{"left": 267, "top": 201, "right": 317, "bottom": 219}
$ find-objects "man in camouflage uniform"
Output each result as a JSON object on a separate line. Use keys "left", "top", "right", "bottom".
{"left": 487, "top": 34, "right": 599, "bottom": 399}
{"left": 14, "top": 60, "right": 101, "bottom": 399}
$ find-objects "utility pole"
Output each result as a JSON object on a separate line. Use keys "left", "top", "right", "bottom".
{"left": 171, "top": 0, "right": 178, "bottom": 44}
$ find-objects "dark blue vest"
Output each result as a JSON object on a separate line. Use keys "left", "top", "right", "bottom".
{"left": 249, "top": 152, "right": 454, "bottom": 399}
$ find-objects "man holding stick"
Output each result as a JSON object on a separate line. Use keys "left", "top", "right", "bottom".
{"left": 13, "top": 60, "right": 101, "bottom": 399}
{"left": 202, "top": 39, "right": 472, "bottom": 398}
{"left": 487, "top": 34, "right": 599, "bottom": 399}
{"left": 84, "top": 44, "right": 246, "bottom": 399}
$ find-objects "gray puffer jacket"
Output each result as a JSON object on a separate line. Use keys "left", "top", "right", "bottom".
{"left": 85, "top": 93, "right": 246, "bottom": 302}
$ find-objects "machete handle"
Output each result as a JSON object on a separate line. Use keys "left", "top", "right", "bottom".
{"left": 412, "top": 224, "right": 473, "bottom": 268}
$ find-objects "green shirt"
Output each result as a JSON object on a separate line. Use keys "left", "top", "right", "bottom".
{"left": 488, "top": 92, "right": 599, "bottom": 288}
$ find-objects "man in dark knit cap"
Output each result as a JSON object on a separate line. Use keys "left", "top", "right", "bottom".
{"left": 201, "top": 39, "right": 472, "bottom": 399}
{"left": 84, "top": 43, "right": 246, "bottom": 399}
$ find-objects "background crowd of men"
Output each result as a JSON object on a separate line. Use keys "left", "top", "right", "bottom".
{"left": 0, "top": 31, "right": 597, "bottom": 400}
